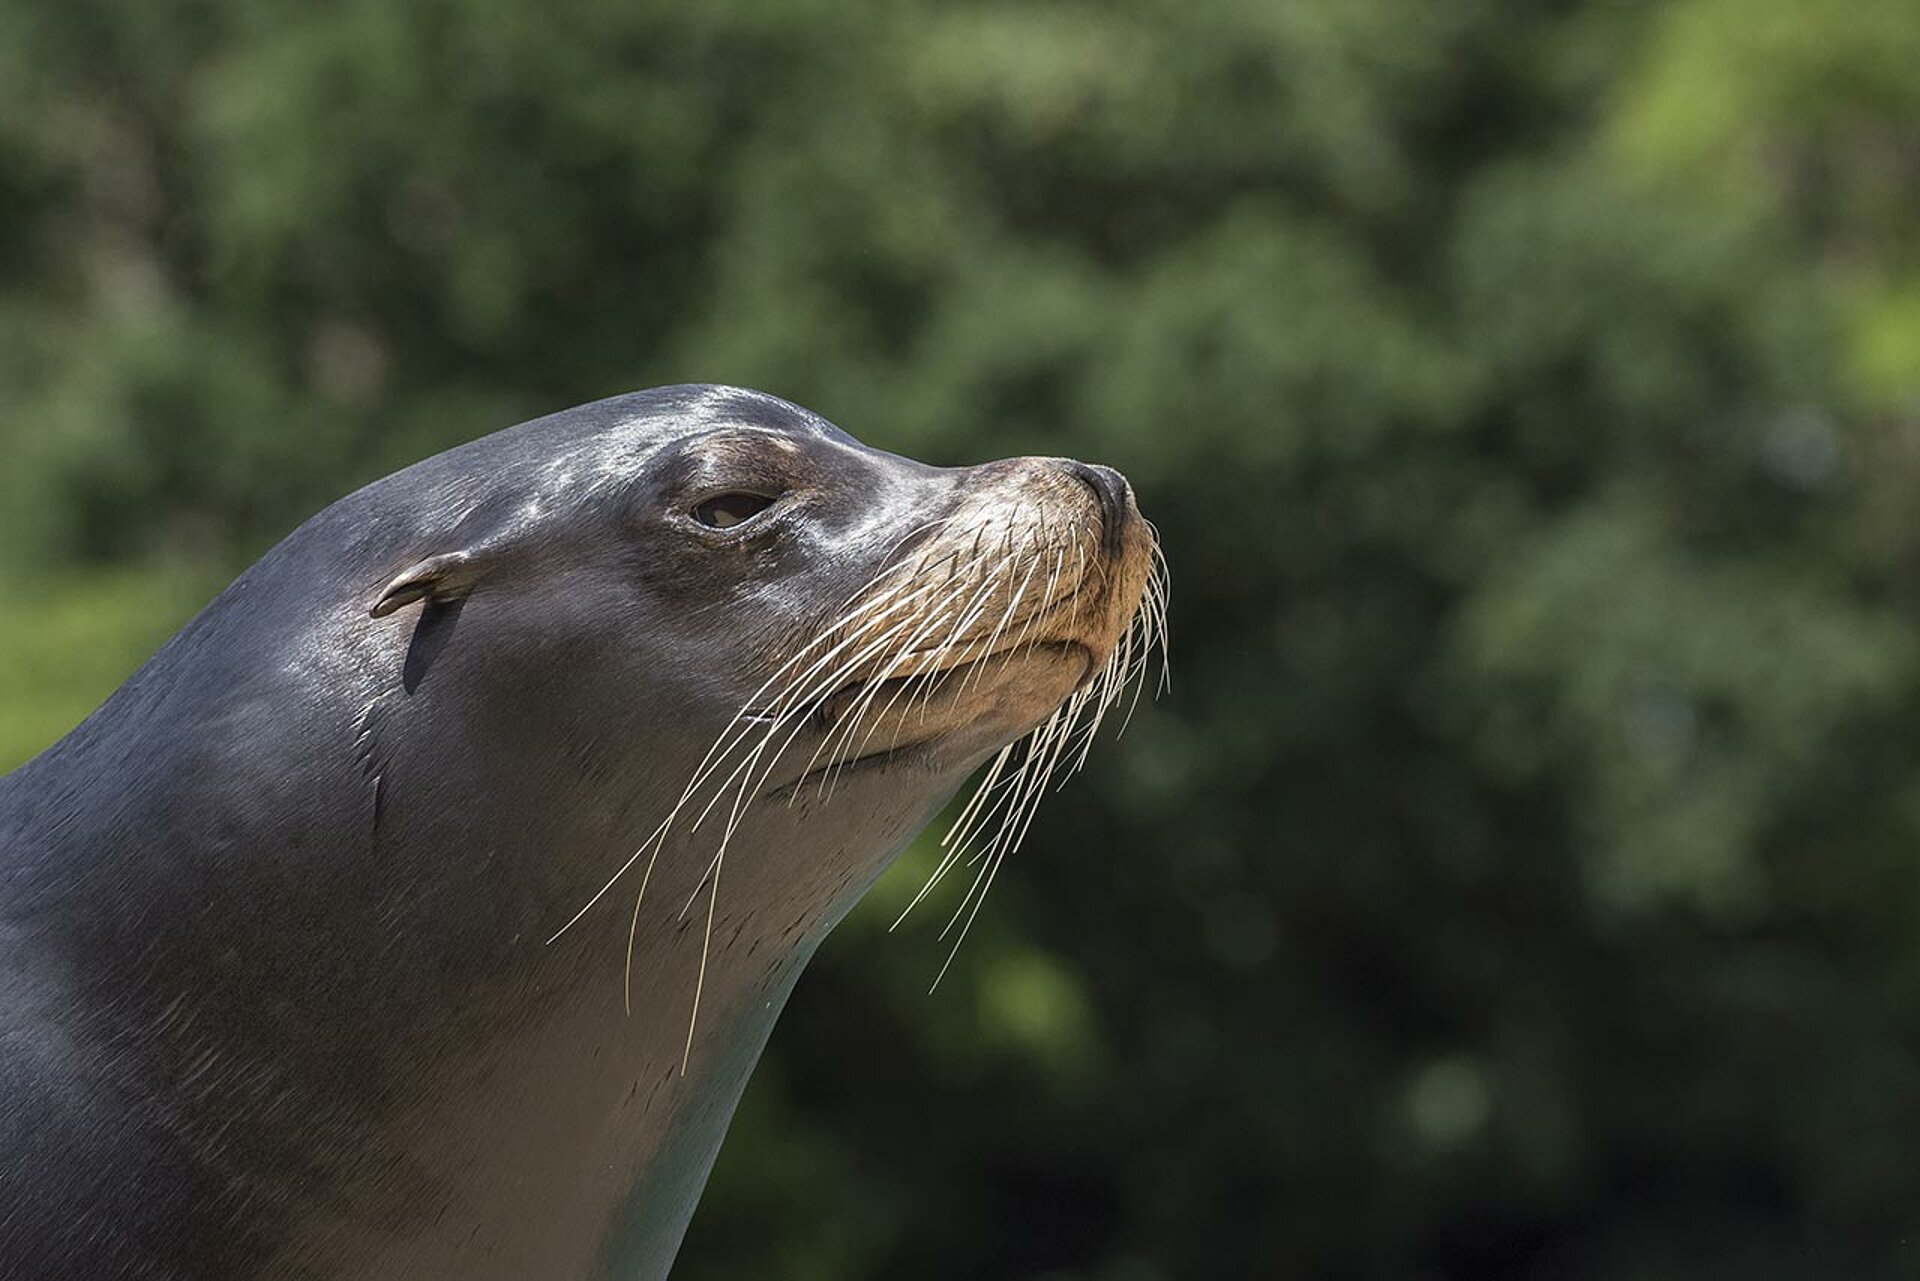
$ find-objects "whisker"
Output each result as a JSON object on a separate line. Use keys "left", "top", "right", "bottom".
{"left": 554, "top": 472, "right": 1166, "bottom": 1061}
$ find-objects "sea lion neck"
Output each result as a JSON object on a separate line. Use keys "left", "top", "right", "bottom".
{"left": 0, "top": 577, "right": 951, "bottom": 1277}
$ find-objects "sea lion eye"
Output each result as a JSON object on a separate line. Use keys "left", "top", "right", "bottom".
{"left": 691, "top": 492, "right": 776, "bottom": 529}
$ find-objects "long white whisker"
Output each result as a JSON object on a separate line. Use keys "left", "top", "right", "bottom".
{"left": 548, "top": 563, "right": 940, "bottom": 945}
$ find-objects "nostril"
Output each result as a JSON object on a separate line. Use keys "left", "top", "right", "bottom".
{"left": 1061, "top": 461, "right": 1132, "bottom": 554}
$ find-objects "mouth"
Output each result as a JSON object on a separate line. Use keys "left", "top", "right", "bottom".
{"left": 766, "top": 739, "right": 931, "bottom": 799}
{"left": 815, "top": 639, "right": 1095, "bottom": 724}
{"left": 759, "top": 639, "right": 1099, "bottom": 798}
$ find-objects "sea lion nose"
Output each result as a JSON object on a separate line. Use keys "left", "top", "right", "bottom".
{"left": 1061, "top": 461, "right": 1133, "bottom": 556}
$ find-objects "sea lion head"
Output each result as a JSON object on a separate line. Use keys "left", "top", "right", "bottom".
{"left": 354, "top": 383, "right": 1165, "bottom": 958}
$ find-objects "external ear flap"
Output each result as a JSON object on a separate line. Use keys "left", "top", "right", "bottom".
{"left": 369, "top": 550, "right": 490, "bottom": 618}
{"left": 370, "top": 490, "right": 525, "bottom": 618}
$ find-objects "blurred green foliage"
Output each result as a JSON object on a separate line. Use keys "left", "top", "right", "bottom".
{"left": 5, "top": 0, "right": 1920, "bottom": 1276}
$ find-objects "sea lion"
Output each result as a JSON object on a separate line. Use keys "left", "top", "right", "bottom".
{"left": 0, "top": 385, "right": 1165, "bottom": 1279}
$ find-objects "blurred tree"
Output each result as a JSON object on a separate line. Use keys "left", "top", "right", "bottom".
{"left": 3, "top": 0, "right": 1919, "bottom": 1277}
